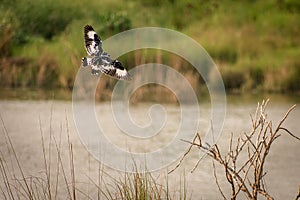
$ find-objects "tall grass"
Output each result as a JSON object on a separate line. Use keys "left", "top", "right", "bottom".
{"left": 0, "top": 114, "right": 188, "bottom": 200}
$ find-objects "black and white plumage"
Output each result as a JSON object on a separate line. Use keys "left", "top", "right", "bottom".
{"left": 81, "top": 25, "right": 131, "bottom": 80}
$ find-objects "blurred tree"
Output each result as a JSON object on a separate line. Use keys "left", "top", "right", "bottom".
{"left": 3, "top": 0, "right": 78, "bottom": 41}
{"left": 92, "top": 11, "right": 132, "bottom": 36}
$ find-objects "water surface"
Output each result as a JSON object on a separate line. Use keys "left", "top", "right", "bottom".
{"left": 0, "top": 96, "right": 299, "bottom": 199}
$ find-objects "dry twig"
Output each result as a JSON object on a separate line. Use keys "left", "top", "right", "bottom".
{"left": 171, "top": 100, "right": 298, "bottom": 200}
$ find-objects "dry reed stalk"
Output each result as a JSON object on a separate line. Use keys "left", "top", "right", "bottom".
{"left": 1, "top": 115, "right": 33, "bottom": 199}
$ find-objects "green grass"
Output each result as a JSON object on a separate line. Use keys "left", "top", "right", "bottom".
{"left": 0, "top": 0, "right": 299, "bottom": 97}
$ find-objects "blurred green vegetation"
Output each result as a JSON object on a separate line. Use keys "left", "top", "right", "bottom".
{"left": 0, "top": 0, "right": 299, "bottom": 100}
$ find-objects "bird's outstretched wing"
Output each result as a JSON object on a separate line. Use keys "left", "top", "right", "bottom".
{"left": 100, "top": 60, "right": 131, "bottom": 81}
{"left": 84, "top": 25, "right": 102, "bottom": 56}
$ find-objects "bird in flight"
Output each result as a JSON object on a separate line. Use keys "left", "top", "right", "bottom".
{"left": 81, "top": 25, "right": 131, "bottom": 80}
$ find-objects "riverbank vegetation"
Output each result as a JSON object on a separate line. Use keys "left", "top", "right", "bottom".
{"left": 0, "top": 0, "right": 299, "bottom": 100}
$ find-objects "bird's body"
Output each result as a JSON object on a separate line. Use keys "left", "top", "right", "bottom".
{"left": 81, "top": 25, "right": 131, "bottom": 80}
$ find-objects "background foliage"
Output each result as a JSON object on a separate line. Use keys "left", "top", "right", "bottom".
{"left": 0, "top": 0, "right": 299, "bottom": 99}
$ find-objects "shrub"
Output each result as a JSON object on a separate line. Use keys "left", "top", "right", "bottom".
{"left": 282, "top": 60, "right": 300, "bottom": 92}
{"left": 96, "top": 11, "right": 132, "bottom": 36}
{"left": 221, "top": 68, "right": 245, "bottom": 91}
{"left": 12, "top": 0, "right": 78, "bottom": 40}
{"left": 171, "top": 100, "right": 298, "bottom": 199}
{"left": 209, "top": 46, "right": 238, "bottom": 64}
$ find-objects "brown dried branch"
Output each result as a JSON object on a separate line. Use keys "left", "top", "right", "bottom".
{"left": 168, "top": 133, "right": 201, "bottom": 174}
{"left": 279, "top": 127, "right": 300, "bottom": 141}
{"left": 171, "top": 100, "right": 297, "bottom": 200}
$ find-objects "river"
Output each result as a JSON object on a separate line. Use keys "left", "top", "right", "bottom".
{"left": 0, "top": 95, "right": 299, "bottom": 199}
